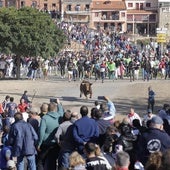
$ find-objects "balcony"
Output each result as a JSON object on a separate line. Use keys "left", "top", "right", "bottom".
{"left": 145, "top": 7, "right": 158, "bottom": 11}
{"left": 65, "top": 10, "right": 90, "bottom": 15}
{"left": 93, "top": 16, "right": 126, "bottom": 23}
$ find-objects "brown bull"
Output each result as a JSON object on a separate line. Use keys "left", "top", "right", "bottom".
{"left": 80, "top": 80, "right": 92, "bottom": 99}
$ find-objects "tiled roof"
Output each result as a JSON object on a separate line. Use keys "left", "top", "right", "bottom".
{"left": 92, "top": 1, "right": 126, "bottom": 10}
{"left": 127, "top": 10, "right": 157, "bottom": 14}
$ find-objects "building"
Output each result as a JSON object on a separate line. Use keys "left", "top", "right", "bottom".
{"left": 3, "top": 0, "right": 60, "bottom": 11}
{"left": 90, "top": 0, "right": 126, "bottom": 31}
{"left": 126, "top": 0, "right": 158, "bottom": 37}
{"left": 61, "top": 0, "right": 91, "bottom": 23}
{"left": 158, "top": 0, "right": 170, "bottom": 38}
{"left": 1, "top": 0, "right": 170, "bottom": 40}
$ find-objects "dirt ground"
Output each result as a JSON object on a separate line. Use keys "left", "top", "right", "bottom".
{"left": 0, "top": 77, "right": 169, "bottom": 120}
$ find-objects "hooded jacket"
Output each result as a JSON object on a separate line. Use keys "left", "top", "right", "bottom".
{"left": 38, "top": 104, "right": 64, "bottom": 147}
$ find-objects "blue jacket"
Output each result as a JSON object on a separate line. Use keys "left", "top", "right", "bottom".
{"left": 8, "top": 120, "right": 38, "bottom": 157}
{"left": 73, "top": 116, "right": 99, "bottom": 145}
{"left": 137, "top": 127, "right": 170, "bottom": 164}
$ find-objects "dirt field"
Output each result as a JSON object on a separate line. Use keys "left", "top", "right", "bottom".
{"left": 0, "top": 77, "right": 169, "bottom": 120}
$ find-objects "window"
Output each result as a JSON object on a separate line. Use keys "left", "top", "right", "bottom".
{"left": 128, "top": 3, "right": 133, "bottom": 7}
{"left": 95, "top": 12, "right": 99, "bottom": 17}
{"left": 0, "top": 1, "right": 3, "bottom": 7}
{"left": 112, "top": 11, "right": 119, "bottom": 20}
{"left": 121, "top": 12, "right": 125, "bottom": 17}
{"left": 44, "top": 3, "right": 48, "bottom": 10}
{"left": 52, "top": 3, "right": 56, "bottom": 7}
{"left": 32, "top": 1, "right": 37, "bottom": 7}
{"left": 21, "top": 1, "right": 25, "bottom": 7}
{"left": 140, "top": 3, "right": 143, "bottom": 10}
{"left": 67, "top": 4, "right": 71, "bottom": 11}
{"left": 85, "top": 4, "right": 89, "bottom": 11}
{"left": 146, "top": 3, "right": 151, "bottom": 7}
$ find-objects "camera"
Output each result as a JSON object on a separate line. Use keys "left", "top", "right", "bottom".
{"left": 50, "top": 98, "right": 57, "bottom": 103}
{"left": 97, "top": 96, "right": 105, "bottom": 100}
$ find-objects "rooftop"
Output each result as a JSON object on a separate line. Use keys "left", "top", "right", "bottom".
{"left": 92, "top": 0, "right": 126, "bottom": 10}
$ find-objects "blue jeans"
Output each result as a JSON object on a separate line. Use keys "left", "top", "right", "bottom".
{"left": 31, "top": 69, "right": 37, "bottom": 79}
{"left": 17, "top": 155, "right": 36, "bottom": 170}
{"left": 58, "top": 150, "right": 71, "bottom": 169}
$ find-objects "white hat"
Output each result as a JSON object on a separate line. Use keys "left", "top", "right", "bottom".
{"left": 7, "top": 160, "right": 16, "bottom": 168}
{"left": 134, "top": 161, "right": 144, "bottom": 170}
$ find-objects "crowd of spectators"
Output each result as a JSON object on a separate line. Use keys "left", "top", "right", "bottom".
{"left": 0, "top": 22, "right": 170, "bottom": 170}
{"left": 0, "top": 22, "right": 170, "bottom": 82}
{"left": 0, "top": 91, "right": 170, "bottom": 170}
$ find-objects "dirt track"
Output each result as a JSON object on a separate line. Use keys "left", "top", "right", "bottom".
{"left": 0, "top": 77, "right": 169, "bottom": 120}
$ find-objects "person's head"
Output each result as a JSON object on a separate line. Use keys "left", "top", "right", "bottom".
{"left": 161, "top": 149, "right": 170, "bottom": 170}
{"left": 94, "top": 109, "right": 103, "bottom": 119}
{"left": 100, "top": 102, "right": 108, "bottom": 112}
{"left": 29, "top": 107, "right": 39, "bottom": 117}
{"left": 10, "top": 97, "right": 14, "bottom": 102}
{"left": 80, "top": 105, "right": 88, "bottom": 116}
{"left": 115, "top": 151, "right": 130, "bottom": 169}
{"left": 69, "top": 151, "right": 85, "bottom": 168}
{"left": 71, "top": 112, "right": 80, "bottom": 120}
{"left": 48, "top": 102, "right": 57, "bottom": 112}
{"left": 130, "top": 108, "right": 135, "bottom": 115}
{"left": 40, "top": 103, "right": 48, "bottom": 114}
{"left": 90, "top": 108, "right": 97, "bottom": 119}
{"left": 84, "top": 142, "right": 101, "bottom": 156}
{"left": 14, "top": 112, "right": 23, "bottom": 122}
{"left": 150, "top": 116, "right": 164, "bottom": 130}
{"left": 163, "top": 104, "right": 170, "bottom": 111}
{"left": 132, "top": 119, "right": 141, "bottom": 128}
{"left": 63, "top": 110, "right": 71, "bottom": 121}
{"left": 94, "top": 101, "right": 99, "bottom": 106}
{"left": 24, "top": 90, "right": 28, "bottom": 94}
{"left": 145, "top": 151, "right": 162, "bottom": 170}
{"left": 147, "top": 109, "right": 152, "bottom": 117}
{"left": 20, "top": 98, "right": 25, "bottom": 104}
{"left": 148, "top": 86, "right": 152, "bottom": 91}
{"left": 5, "top": 95, "right": 10, "bottom": 101}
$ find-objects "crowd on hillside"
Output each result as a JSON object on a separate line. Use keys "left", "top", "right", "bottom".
{"left": 0, "top": 22, "right": 170, "bottom": 81}
{"left": 0, "top": 89, "right": 170, "bottom": 170}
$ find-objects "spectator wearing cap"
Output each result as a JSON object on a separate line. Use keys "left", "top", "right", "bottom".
{"left": 142, "top": 109, "right": 156, "bottom": 127}
{"left": 136, "top": 116, "right": 170, "bottom": 165}
{"left": 158, "top": 104, "right": 170, "bottom": 120}
{"left": 27, "top": 108, "right": 40, "bottom": 135}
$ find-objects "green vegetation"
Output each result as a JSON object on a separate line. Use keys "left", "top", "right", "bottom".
{"left": 0, "top": 7, "right": 66, "bottom": 78}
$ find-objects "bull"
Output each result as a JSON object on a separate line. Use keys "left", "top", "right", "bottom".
{"left": 80, "top": 80, "right": 92, "bottom": 99}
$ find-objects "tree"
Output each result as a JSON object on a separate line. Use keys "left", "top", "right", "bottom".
{"left": 0, "top": 7, "right": 66, "bottom": 79}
